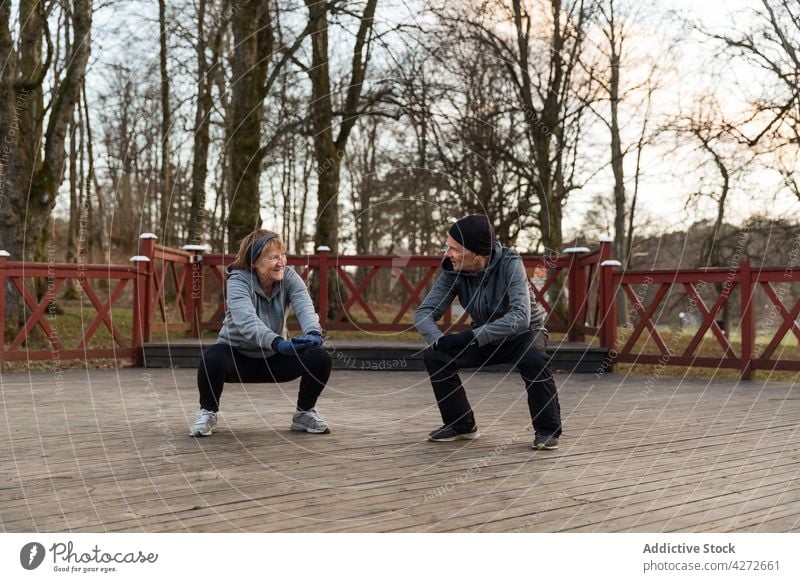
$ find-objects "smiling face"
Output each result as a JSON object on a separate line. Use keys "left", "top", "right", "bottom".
{"left": 443, "top": 234, "right": 487, "bottom": 272}
{"left": 254, "top": 240, "right": 287, "bottom": 287}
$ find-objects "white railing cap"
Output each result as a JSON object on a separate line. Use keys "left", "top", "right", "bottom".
{"left": 598, "top": 235, "right": 613, "bottom": 243}
{"left": 601, "top": 259, "right": 622, "bottom": 267}
{"left": 0, "top": 250, "right": 10, "bottom": 257}
{"left": 181, "top": 244, "right": 209, "bottom": 252}
{"left": 316, "top": 245, "right": 331, "bottom": 252}
{"left": 129, "top": 255, "right": 151, "bottom": 262}
{"left": 139, "top": 233, "right": 158, "bottom": 240}
{"left": 562, "top": 246, "right": 591, "bottom": 254}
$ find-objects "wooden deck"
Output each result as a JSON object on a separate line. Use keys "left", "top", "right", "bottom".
{"left": 1, "top": 367, "right": 798, "bottom": 532}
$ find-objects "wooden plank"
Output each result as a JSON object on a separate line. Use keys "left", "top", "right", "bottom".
{"left": 1, "top": 368, "right": 798, "bottom": 532}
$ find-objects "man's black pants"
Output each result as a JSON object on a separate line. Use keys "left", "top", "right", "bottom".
{"left": 423, "top": 330, "right": 562, "bottom": 436}
{"left": 197, "top": 343, "right": 332, "bottom": 412}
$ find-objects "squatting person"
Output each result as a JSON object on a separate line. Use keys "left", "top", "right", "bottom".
{"left": 189, "top": 229, "right": 332, "bottom": 437}
{"left": 414, "top": 215, "right": 563, "bottom": 449}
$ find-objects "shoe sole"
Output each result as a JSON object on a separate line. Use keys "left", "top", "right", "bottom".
{"left": 532, "top": 443, "right": 558, "bottom": 450}
{"left": 428, "top": 432, "right": 480, "bottom": 442}
{"left": 189, "top": 427, "right": 215, "bottom": 437}
{"left": 291, "top": 423, "right": 330, "bottom": 434}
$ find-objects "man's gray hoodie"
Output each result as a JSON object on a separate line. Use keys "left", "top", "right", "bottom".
{"left": 414, "top": 240, "right": 546, "bottom": 347}
{"left": 216, "top": 265, "right": 322, "bottom": 358}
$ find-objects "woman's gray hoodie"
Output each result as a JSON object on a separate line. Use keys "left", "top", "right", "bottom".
{"left": 414, "top": 240, "right": 546, "bottom": 347}
{"left": 216, "top": 265, "right": 322, "bottom": 358}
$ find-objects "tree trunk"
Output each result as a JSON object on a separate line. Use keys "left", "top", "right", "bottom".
{"left": 67, "top": 112, "right": 78, "bottom": 264}
{"left": 610, "top": 48, "right": 626, "bottom": 268}
{"left": 84, "top": 83, "right": 107, "bottom": 261}
{"left": 295, "top": 144, "right": 313, "bottom": 253}
{"left": 159, "top": 0, "right": 172, "bottom": 245}
{"left": 305, "top": 0, "right": 377, "bottom": 319}
{"left": 189, "top": 0, "right": 213, "bottom": 245}
{"left": 0, "top": 0, "right": 92, "bottom": 330}
{"left": 305, "top": 0, "right": 339, "bottom": 253}
{"left": 64, "top": 110, "right": 79, "bottom": 298}
{"left": 226, "top": 0, "right": 272, "bottom": 249}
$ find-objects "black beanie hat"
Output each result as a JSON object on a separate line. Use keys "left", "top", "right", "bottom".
{"left": 448, "top": 214, "right": 494, "bottom": 256}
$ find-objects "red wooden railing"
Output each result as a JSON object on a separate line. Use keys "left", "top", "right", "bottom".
{"left": 5, "top": 231, "right": 798, "bottom": 379}
{"left": 0, "top": 234, "right": 614, "bottom": 370}
{"left": 608, "top": 262, "right": 800, "bottom": 380}
{"left": 18, "top": 233, "right": 800, "bottom": 380}
{"left": 0, "top": 252, "right": 141, "bottom": 366}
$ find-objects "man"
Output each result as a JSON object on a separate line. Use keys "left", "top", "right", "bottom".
{"left": 414, "top": 215, "right": 563, "bottom": 450}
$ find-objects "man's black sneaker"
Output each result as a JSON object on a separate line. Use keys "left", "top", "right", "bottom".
{"left": 428, "top": 425, "right": 480, "bottom": 442}
{"left": 532, "top": 433, "right": 559, "bottom": 450}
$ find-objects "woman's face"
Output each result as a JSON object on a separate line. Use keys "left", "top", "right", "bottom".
{"left": 254, "top": 243, "right": 286, "bottom": 286}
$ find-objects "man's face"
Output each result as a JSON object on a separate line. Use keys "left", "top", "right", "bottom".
{"left": 443, "top": 235, "right": 484, "bottom": 272}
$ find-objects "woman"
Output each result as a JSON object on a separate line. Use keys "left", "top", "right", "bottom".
{"left": 190, "top": 229, "right": 332, "bottom": 437}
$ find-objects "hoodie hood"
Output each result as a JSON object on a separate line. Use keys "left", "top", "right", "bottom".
{"left": 225, "top": 265, "right": 278, "bottom": 299}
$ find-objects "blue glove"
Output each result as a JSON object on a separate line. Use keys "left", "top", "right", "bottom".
{"left": 272, "top": 337, "right": 300, "bottom": 355}
{"left": 292, "top": 333, "right": 324, "bottom": 349}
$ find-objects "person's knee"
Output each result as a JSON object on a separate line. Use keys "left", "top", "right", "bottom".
{"left": 518, "top": 347, "right": 549, "bottom": 378}
{"left": 423, "top": 346, "right": 450, "bottom": 370}
{"left": 301, "top": 346, "right": 332, "bottom": 373}
{"left": 199, "top": 344, "right": 232, "bottom": 374}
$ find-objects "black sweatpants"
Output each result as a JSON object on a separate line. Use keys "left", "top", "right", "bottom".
{"left": 197, "top": 343, "right": 332, "bottom": 412}
{"left": 423, "top": 330, "right": 562, "bottom": 436}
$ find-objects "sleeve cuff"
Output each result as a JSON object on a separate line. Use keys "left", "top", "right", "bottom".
{"left": 472, "top": 328, "right": 488, "bottom": 347}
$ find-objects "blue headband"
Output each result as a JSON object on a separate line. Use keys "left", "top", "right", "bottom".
{"left": 248, "top": 234, "right": 277, "bottom": 265}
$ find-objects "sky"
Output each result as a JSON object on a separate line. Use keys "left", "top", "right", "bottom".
{"left": 560, "top": 0, "right": 799, "bottom": 241}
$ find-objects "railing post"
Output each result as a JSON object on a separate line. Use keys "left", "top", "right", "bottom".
{"left": 0, "top": 250, "right": 9, "bottom": 372}
{"left": 130, "top": 253, "right": 151, "bottom": 367}
{"left": 131, "top": 233, "right": 158, "bottom": 365}
{"left": 563, "top": 245, "right": 590, "bottom": 342}
{"left": 316, "top": 245, "right": 330, "bottom": 328}
{"left": 599, "top": 234, "right": 621, "bottom": 342}
{"left": 182, "top": 244, "right": 209, "bottom": 338}
{"left": 599, "top": 258, "right": 622, "bottom": 368}
{"left": 598, "top": 235, "right": 613, "bottom": 263}
{"left": 740, "top": 259, "right": 755, "bottom": 381}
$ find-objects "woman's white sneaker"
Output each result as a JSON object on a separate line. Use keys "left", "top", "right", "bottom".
{"left": 291, "top": 408, "right": 330, "bottom": 434}
{"left": 189, "top": 409, "right": 218, "bottom": 436}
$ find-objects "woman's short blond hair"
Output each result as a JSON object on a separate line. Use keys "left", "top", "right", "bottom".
{"left": 230, "top": 229, "right": 287, "bottom": 270}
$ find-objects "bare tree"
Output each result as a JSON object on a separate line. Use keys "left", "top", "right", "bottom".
{"left": 98, "top": 60, "right": 175, "bottom": 248}
{"left": 0, "top": 0, "right": 93, "bottom": 327}
{"left": 225, "top": 0, "right": 273, "bottom": 247}
{"left": 158, "top": 0, "right": 173, "bottom": 244}
{"left": 431, "top": 1, "right": 599, "bottom": 246}
{"left": 578, "top": 0, "right": 666, "bottom": 267}
{"left": 84, "top": 82, "right": 107, "bottom": 260}
{"left": 702, "top": 0, "right": 800, "bottom": 199}
{"left": 672, "top": 95, "right": 754, "bottom": 266}
{"left": 186, "top": 0, "right": 227, "bottom": 246}
{"left": 225, "top": 0, "right": 315, "bottom": 249}
{"left": 304, "top": 0, "right": 380, "bottom": 254}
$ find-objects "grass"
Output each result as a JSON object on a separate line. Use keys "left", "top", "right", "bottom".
{"left": 611, "top": 325, "right": 800, "bottom": 383}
